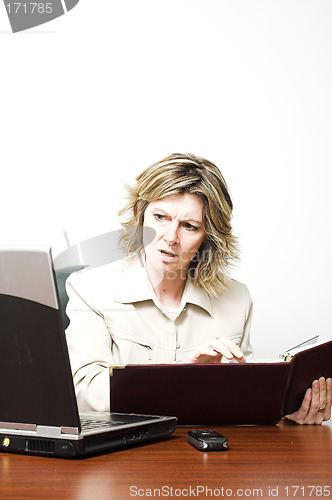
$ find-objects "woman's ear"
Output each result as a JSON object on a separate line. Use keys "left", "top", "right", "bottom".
{"left": 200, "top": 233, "right": 208, "bottom": 245}
{"left": 134, "top": 200, "right": 149, "bottom": 224}
{"left": 134, "top": 200, "right": 143, "bottom": 217}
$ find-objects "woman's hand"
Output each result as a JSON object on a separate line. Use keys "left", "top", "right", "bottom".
{"left": 183, "top": 337, "right": 245, "bottom": 364}
{"left": 285, "top": 377, "right": 332, "bottom": 425}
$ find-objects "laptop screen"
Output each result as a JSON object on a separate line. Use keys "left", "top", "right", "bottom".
{"left": 0, "top": 247, "right": 80, "bottom": 429}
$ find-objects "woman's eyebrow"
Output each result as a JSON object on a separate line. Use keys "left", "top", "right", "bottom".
{"left": 153, "top": 206, "right": 167, "bottom": 211}
{"left": 182, "top": 218, "right": 202, "bottom": 225}
{"left": 152, "top": 207, "right": 169, "bottom": 215}
{"left": 152, "top": 207, "right": 202, "bottom": 225}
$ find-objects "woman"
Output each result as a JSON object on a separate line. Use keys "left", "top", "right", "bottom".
{"left": 65, "top": 153, "right": 331, "bottom": 423}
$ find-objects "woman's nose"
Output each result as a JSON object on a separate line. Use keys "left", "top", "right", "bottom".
{"left": 163, "top": 222, "right": 179, "bottom": 245}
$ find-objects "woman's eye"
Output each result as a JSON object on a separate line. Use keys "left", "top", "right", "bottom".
{"left": 154, "top": 214, "right": 166, "bottom": 221}
{"left": 184, "top": 223, "right": 198, "bottom": 231}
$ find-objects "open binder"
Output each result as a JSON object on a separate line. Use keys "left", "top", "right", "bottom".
{"left": 109, "top": 340, "right": 332, "bottom": 425}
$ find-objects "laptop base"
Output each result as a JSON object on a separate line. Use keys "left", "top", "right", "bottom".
{"left": 0, "top": 419, "right": 177, "bottom": 457}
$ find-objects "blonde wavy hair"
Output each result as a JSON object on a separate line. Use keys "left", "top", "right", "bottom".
{"left": 119, "top": 153, "right": 238, "bottom": 297}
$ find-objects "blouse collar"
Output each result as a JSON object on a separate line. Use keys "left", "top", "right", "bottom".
{"left": 114, "top": 254, "right": 213, "bottom": 317}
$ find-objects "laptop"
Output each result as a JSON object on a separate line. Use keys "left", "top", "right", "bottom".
{"left": 0, "top": 246, "right": 177, "bottom": 457}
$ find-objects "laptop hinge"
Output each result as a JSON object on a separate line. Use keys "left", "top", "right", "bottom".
{"left": 109, "top": 365, "right": 126, "bottom": 377}
{"left": 0, "top": 422, "right": 37, "bottom": 431}
{"left": 36, "top": 425, "right": 80, "bottom": 437}
{"left": 0, "top": 422, "right": 80, "bottom": 437}
{"left": 37, "top": 425, "right": 62, "bottom": 438}
{"left": 61, "top": 426, "right": 80, "bottom": 435}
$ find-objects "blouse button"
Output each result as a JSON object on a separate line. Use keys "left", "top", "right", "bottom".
{"left": 176, "top": 342, "right": 181, "bottom": 349}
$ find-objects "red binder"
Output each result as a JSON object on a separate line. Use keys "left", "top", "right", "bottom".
{"left": 109, "top": 340, "right": 332, "bottom": 425}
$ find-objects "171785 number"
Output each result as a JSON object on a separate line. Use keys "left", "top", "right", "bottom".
{"left": 284, "top": 485, "right": 330, "bottom": 496}
{"left": 6, "top": 3, "right": 53, "bottom": 14}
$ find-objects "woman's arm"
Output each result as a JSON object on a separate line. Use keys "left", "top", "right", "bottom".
{"left": 181, "top": 287, "right": 253, "bottom": 363}
{"left": 65, "top": 275, "right": 114, "bottom": 412}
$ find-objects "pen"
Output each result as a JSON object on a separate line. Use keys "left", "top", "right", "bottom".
{"left": 279, "top": 335, "right": 319, "bottom": 361}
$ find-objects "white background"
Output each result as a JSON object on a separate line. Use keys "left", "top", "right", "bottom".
{"left": 1, "top": 0, "right": 331, "bottom": 357}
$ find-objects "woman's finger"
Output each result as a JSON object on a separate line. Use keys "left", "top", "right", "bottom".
{"left": 215, "top": 338, "right": 245, "bottom": 361}
{"left": 321, "top": 377, "right": 332, "bottom": 420}
{"left": 318, "top": 377, "right": 327, "bottom": 412}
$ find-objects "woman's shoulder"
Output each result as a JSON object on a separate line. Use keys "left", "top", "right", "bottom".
{"left": 227, "top": 277, "right": 251, "bottom": 294}
{"left": 65, "top": 257, "right": 133, "bottom": 298}
{"left": 213, "top": 278, "right": 252, "bottom": 305}
{"left": 66, "top": 255, "right": 144, "bottom": 294}
{"left": 207, "top": 278, "right": 252, "bottom": 320}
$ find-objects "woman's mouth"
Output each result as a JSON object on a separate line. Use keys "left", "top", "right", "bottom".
{"left": 160, "top": 250, "right": 177, "bottom": 258}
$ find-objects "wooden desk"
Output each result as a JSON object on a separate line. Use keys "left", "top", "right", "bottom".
{"left": 1, "top": 420, "right": 332, "bottom": 499}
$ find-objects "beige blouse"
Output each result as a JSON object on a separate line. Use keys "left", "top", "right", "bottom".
{"left": 65, "top": 255, "right": 253, "bottom": 412}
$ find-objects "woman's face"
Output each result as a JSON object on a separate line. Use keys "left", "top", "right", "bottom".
{"left": 143, "top": 193, "right": 206, "bottom": 277}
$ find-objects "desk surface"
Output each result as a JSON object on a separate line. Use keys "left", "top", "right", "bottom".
{"left": 1, "top": 420, "right": 332, "bottom": 500}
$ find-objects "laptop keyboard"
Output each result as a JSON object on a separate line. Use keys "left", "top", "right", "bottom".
{"left": 80, "top": 419, "right": 125, "bottom": 432}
